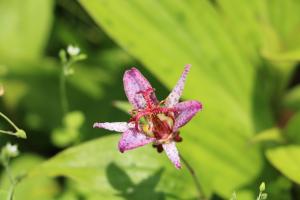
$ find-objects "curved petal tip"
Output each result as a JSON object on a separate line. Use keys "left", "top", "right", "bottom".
{"left": 185, "top": 64, "right": 192, "bottom": 68}
{"left": 163, "top": 142, "right": 181, "bottom": 169}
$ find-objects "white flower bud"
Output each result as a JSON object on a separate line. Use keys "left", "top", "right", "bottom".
{"left": 67, "top": 45, "right": 80, "bottom": 56}
{"left": 259, "top": 182, "right": 266, "bottom": 192}
{"left": 4, "top": 143, "right": 19, "bottom": 157}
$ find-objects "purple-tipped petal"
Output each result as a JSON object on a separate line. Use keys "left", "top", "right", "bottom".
{"left": 173, "top": 100, "right": 202, "bottom": 131}
{"left": 162, "top": 142, "right": 181, "bottom": 169}
{"left": 165, "top": 64, "right": 191, "bottom": 107}
{"left": 123, "top": 68, "right": 158, "bottom": 109}
{"left": 118, "top": 128, "right": 155, "bottom": 153}
{"left": 93, "top": 122, "right": 130, "bottom": 132}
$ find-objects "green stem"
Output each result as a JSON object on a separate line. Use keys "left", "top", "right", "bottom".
{"left": 0, "top": 112, "right": 19, "bottom": 131}
{"left": 60, "top": 66, "right": 69, "bottom": 116}
{"left": 3, "top": 160, "right": 13, "bottom": 184}
{"left": 2, "top": 159, "right": 15, "bottom": 200}
{"left": 257, "top": 193, "right": 261, "bottom": 200}
{"left": 180, "top": 154, "right": 206, "bottom": 200}
{"left": 59, "top": 54, "right": 81, "bottom": 117}
{"left": 0, "top": 130, "right": 17, "bottom": 137}
{"left": 6, "top": 183, "right": 16, "bottom": 200}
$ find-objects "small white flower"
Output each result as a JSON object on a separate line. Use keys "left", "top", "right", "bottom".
{"left": 67, "top": 45, "right": 80, "bottom": 56}
{"left": 5, "top": 143, "right": 19, "bottom": 157}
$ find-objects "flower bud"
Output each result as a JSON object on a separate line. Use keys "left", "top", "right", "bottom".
{"left": 16, "top": 129, "right": 27, "bottom": 139}
{"left": 3, "top": 143, "right": 19, "bottom": 158}
{"left": 67, "top": 45, "right": 80, "bottom": 57}
{"left": 259, "top": 182, "right": 266, "bottom": 192}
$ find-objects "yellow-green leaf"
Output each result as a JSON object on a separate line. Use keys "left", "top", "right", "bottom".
{"left": 29, "top": 135, "right": 198, "bottom": 200}
{"left": 266, "top": 145, "right": 300, "bottom": 184}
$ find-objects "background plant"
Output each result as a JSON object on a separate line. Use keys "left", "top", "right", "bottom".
{"left": 0, "top": 0, "right": 300, "bottom": 199}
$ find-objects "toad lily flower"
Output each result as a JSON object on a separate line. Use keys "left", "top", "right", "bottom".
{"left": 93, "top": 64, "right": 202, "bottom": 169}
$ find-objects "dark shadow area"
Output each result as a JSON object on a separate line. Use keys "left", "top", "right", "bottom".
{"left": 287, "top": 63, "right": 300, "bottom": 87}
{"left": 106, "top": 162, "right": 180, "bottom": 200}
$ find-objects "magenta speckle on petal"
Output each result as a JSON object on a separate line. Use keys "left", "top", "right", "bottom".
{"left": 173, "top": 100, "right": 202, "bottom": 132}
{"left": 165, "top": 64, "right": 191, "bottom": 108}
{"left": 93, "top": 122, "right": 129, "bottom": 132}
{"left": 163, "top": 142, "right": 181, "bottom": 169}
{"left": 118, "top": 129, "right": 155, "bottom": 153}
{"left": 123, "top": 68, "right": 158, "bottom": 109}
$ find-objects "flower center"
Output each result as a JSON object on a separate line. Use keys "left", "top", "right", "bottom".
{"left": 130, "top": 88, "right": 178, "bottom": 143}
{"left": 139, "top": 112, "right": 174, "bottom": 142}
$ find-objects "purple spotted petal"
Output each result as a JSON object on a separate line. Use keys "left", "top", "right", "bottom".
{"left": 123, "top": 68, "right": 158, "bottom": 109}
{"left": 165, "top": 64, "right": 191, "bottom": 107}
{"left": 93, "top": 122, "right": 130, "bottom": 132}
{"left": 162, "top": 142, "right": 181, "bottom": 169}
{"left": 173, "top": 100, "right": 202, "bottom": 132}
{"left": 118, "top": 128, "right": 155, "bottom": 153}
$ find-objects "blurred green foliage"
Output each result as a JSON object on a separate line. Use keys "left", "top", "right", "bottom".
{"left": 0, "top": 0, "right": 300, "bottom": 199}
{"left": 0, "top": 154, "right": 59, "bottom": 200}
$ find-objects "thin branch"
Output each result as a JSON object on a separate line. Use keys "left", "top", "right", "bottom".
{"left": 0, "top": 130, "right": 17, "bottom": 137}
{"left": 180, "top": 154, "right": 207, "bottom": 200}
{"left": 0, "top": 112, "right": 19, "bottom": 131}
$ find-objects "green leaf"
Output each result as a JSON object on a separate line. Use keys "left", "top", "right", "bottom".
{"left": 260, "top": 0, "right": 300, "bottom": 59}
{"left": 28, "top": 135, "right": 198, "bottom": 200}
{"left": 266, "top": 145, "right": 300, "bottom": 184}
{"left": 0, "top": 190, "right": 8, "bottom": 199}
{"left": 267, "top": 0, "right": 300, "bottom": 49}
{"left": 0, "top": 154, "right": 59, "bottom": 200}
{"left": 285, "top": 112, "right": 300, "bottom": 144}
{"left": 0, "top": 0, "right": 54, "bottom": 63}
{"left": 79, "top": 0, "right": 267, "bottom": 197}
{"left": 52, "top": 111, "right": 85, "bottom": 147}
{"left": 250, "top": 128, "right": 285, "bottom": 144}
{"left": 282, "top": 85, "right": 300, "bottom": 111}
{"left": 263, "top": 49, "right": 300, "bottom": 62}
{"left": 64, "top": 111, "right": 85, "bottom": 129}
{"left": 113, "top": 101, "right": 132, "bottom": 113}
{"left": 79, "top": 0, "right": 257, "bottom": 103}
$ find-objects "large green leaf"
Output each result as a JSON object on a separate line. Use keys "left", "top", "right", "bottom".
{"left": 79, "top": 0, "right": 258, "bottom": 105}
{"left": 267, "top": 0, "right": 300, "bottom": 50}
{"left": 79, "top": 0, "right": 268, "bottom": 197}
{"left": 0, "top": 190, "right": 8, "bottom": 199}
{"left": 28, "top": 135, "right": 198, "bottom": 200}
{"left": 266, "top": 145, "right": 300, "bottom": 184}
{"left": 0, "top": 0, "right": 54, "bottom": 63}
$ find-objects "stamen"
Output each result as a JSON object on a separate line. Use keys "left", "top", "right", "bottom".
{"left": 129, "top": 90, "right": 178, "bottom": 142}
{"left": 133, "top": 110, "right": 151, "bottom": 131}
